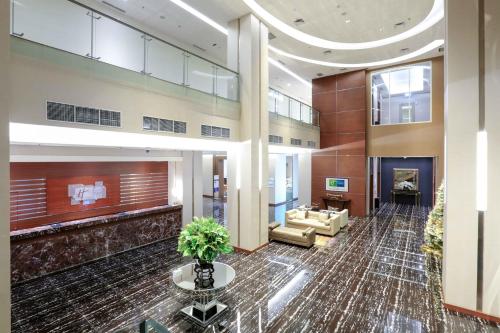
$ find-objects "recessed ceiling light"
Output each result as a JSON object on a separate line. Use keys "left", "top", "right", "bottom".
{"left": 345, "top": 19, "right": 351, "bottom": 24}
{"left": 268, "top": 58, "right": 311, "bottom": 88}
{"left": 400, "top": 47, "right": 410, "bottom": 53}
{"left": 268, "top": 40, "right": 444, "bottom": 68}
{"left": 316, "top": 73, "right": 323, "bottom": 77}
{"left": 167, "top": 0, "right": 228, "bottom": 35}
{"left": 160, "top": 15, "right": 165, "bottom": 19}
{"left": 268, "top": 32, "right": 276, "bottom": 40}
{"left": 323, "top": 50, "right": 332, "bottom": 55}
{"left": 242, "top": 0, "right": 444, "bottom": 50}
{"left": 287, "top": 83, "right": 291, "bottom": 86}
{"left": 293, "top": 18, "right": 305, "bottom": 26}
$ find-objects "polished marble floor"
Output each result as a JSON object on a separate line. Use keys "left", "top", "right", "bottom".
{"left": 11, "top": 204, "right": 500, "bottom": 332}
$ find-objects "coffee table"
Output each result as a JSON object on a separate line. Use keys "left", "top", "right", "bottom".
{"left": 173, "top": 262, "right": 235, "bottom": 329}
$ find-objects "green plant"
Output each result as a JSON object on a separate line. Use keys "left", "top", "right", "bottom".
{"left": 177, "top": 216, "right": 233, "bottom": 263}
{"left": 422, "top": 181, "right": 444, "bottom": 257}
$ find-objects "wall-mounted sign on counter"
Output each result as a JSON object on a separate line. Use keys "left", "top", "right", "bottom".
{"left": 326, "top": 177, "right": 349, "bottom": 192}
{"left": 68, "top": 181, "right": 107, "bottom": 205}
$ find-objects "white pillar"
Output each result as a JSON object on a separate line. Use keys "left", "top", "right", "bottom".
{"left": 292, "top": 154, "right": 299, "bottom": 200}
{"left": 0, "top": 0, "right": 10, "bottom": 330}
{"left": 181, "top": 151, "right": 203, "bottom": 226}
{"left": 298, "top": 152, "right": 312, "bottom": 206}
{"left": 269, "top": 154, "right": 287, "bottom": 204}
{"left": 444, "top": 0, "right": 500, "bottom": 318}
{"left": 168, "top": 161, "right": 183, "bottom": 206}
{"left": 202, "top": 154, "right": 214, "bottom": 197}
{"left": 226, "top": 14, "right": 269, "bottom": 251}
{"left": 483, "top": 0, "right": 500, "bottom": 318}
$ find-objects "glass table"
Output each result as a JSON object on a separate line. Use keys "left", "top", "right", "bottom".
{"left": 173, "top": 262, "right": 235, "bottom": 329}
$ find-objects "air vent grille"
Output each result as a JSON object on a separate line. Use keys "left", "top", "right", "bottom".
{"left": 201, "top": 125, "right": 230, "bottom": 139}
{"left": 100, "top": 110, "right": 121, "bottom": 127}
{"left": 47, "top": 101, "right": 121, "bottom": 127}
{"left": 76, "top": 107, "right": 100, "bottom": 125}
{"left": 269, "top": 135, "right": 283, "bottom": 144}
{"left": 143, "top": 116, "right": 186, "bottom": 134}
{"left": 47, "top": 102, "right": 75, "bottom": 122}
{"left": 159, "top": 119, "right": 173, "bottom": 132}
{"left": 291, "top": 138, "right": 302, "bottom": 146}
{"left": 201, "top": 125, "right": 211, "bottom": 136}
{"left": 174, "top": 121, "right": 187, "bottom": 134}
{"left": 307, "top": 140, "right": 316, "bottom": 148}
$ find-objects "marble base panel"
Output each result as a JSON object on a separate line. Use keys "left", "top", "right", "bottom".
{"left": 11, "top": 205, "right": 182, "bottom": 284}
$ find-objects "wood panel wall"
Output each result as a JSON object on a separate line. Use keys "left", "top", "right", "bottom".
{"left": 312, "top": 70, "right": 367, "bottom": 216}
{"left": 10, "top": 162, "right": 168, "bottom": 230}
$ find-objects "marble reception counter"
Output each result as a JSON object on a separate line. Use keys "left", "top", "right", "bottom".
{"left": 11, "top": 205, "right": 182, "bottom": 284}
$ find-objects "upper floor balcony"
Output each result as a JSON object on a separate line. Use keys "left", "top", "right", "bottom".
{"left": 10, "top": 0, "right": 239, "bottom": 101}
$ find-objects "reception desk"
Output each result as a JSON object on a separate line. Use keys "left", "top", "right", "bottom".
{"left": 11, "top": 205, "right": 182, "bottom": 284}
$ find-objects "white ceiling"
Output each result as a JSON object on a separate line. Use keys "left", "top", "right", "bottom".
{"left": 85, "top": 0, "right": 445, "bottom": 104}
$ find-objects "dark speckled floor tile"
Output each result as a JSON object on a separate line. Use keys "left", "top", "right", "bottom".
{"left": 11, "top": 204, "right": 500, "bottom": 332}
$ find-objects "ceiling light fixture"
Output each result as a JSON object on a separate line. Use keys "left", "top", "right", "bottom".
{"left": 168, "top": 0, "right": 228, "bottom": 35}
{"left": 269, "top": 58, "right": 312, "bottom": 88}
{"left": 241, "top": 0, "right": 444, "bottom": 50}
{"left": 268, "top": 39, "right": 444, "bottom": 68}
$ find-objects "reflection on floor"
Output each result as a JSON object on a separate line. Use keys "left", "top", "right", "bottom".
{"left": 11, "top": 204, "right": 500, "bottom": 332}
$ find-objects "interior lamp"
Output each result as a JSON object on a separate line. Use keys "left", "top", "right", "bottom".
{"left": 476, "top": 130, "right": 487, "bottom": 211}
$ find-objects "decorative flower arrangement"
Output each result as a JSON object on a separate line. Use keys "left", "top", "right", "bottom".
{"left": 422, "top": 182, "right": 444, "bottom": 257}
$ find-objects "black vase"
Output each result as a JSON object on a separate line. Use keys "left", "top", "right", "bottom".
{"left": 194, "top": 259, "right": 215, "bottom": 289}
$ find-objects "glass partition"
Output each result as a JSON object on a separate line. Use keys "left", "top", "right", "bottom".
{"left": 94, "top": 15, "right": 144, "bottom": 72}
{"left": 11, "top": 0, "right": 91, "bottom": 57}
{"left": 186, "top": 55, "right": 215, "bottom": 95}
{"left": 268, "top": 88, "right": 319, "bottom": 126}
{"left": 10, "top": 0, "right": 239, "bottom": 101}
{"left": 147, "top": 37, "right": 185, "bottom": 85}
{"left": 216, "top": 67, "right": 239, "bottom": 101}
{"left": 289, "top": 99, "right": 301, "bottom": 121}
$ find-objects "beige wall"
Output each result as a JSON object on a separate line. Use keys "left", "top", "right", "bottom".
{"left": 269, "top": 116, "right": 320, "bottom": 148}
{"left": 367, "top": 57, "right": 445, "bottom": 185}
{"left": 0, "top": 1, "right": 11, "bottom": 331}
{"left": 9, "top": 37, "right": 241, "bottom": 141}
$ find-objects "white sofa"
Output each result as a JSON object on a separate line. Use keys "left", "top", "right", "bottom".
{"left": 285, "top": 209, "right": 341, "bottom": 236}
{"left": 332, "top": 209, "right": 349, "bottom": 228}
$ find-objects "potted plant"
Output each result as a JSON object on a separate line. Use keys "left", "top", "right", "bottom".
{"left": 177, "top": 216, "right": 233, "bottom": 288}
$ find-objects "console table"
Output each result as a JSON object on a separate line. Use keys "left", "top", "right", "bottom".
{"left": 391, "top": 190, "right": 421, "bottom": 206}
{"left": 322, "top": 197, "right": 351, "bottom": 211}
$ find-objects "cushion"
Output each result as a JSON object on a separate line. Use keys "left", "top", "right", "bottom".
{"left": 318, "top": 212, "right": 329, "bottom": 222}
{"left": 295, "top": 210, "right": 306, "bottom": 220}
{"left": 289, "top": 219, "right": 330, "bottom": 230}
{"left": 308, "top": 211, "right": 320, "bottom": 219}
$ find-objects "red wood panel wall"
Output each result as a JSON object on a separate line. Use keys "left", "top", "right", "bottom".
{"left": 10, "top": 162, "right": 168, "bottom": 230}
{"left": 312, "top": 70, "right": 367, "bottom": 216}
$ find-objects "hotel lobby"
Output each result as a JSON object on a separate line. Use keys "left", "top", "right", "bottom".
{"left": 1, "top": 0, "right": 500, "bottom": 332}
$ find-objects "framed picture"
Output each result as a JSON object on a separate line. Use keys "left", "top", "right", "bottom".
{"left": 393, "top": 168, "right": 419, "bottom": 191}
{"left": 326, "top": 177, "right": 349, "bottom": 192}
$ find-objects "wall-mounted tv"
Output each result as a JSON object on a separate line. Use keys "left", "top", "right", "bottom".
{"left": 326, "top": 177, "right": 349, "bottom": 192}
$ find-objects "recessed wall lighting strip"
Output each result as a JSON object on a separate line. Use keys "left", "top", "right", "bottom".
{"left": 242, "top": 0, "right": 443, "bottom": 50}
{"left": 268, "top": 58, "right": 311, "bottom": 88}
{"left": 269, "top": 40, "right": 445, "bottom": 69}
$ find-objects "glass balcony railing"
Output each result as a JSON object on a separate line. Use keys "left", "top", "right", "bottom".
{"left": 268, "top": 88, "right": 319, "bottom": 127}
{"left": 10, "top": 0, "right": 239, "bottom": 101}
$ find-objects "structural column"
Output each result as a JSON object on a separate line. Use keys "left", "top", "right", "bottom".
{"left": 444, "top": 0, "right": 500, "bottom": 320}
{"left": 226, "top": 14, "right": 269, "bottom": 251}
{"left": 297, "top": 152, "right": 312, "bottom": 206}
{"left": 0, "top": 0, "right": 10, "bottom": 330}
{"left": 181, "top": 151, "right": 203, "bottom": 226}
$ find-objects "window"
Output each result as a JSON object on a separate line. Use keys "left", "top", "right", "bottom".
{"left": 371, "top": 62, "right": 431, "bottom": 126}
